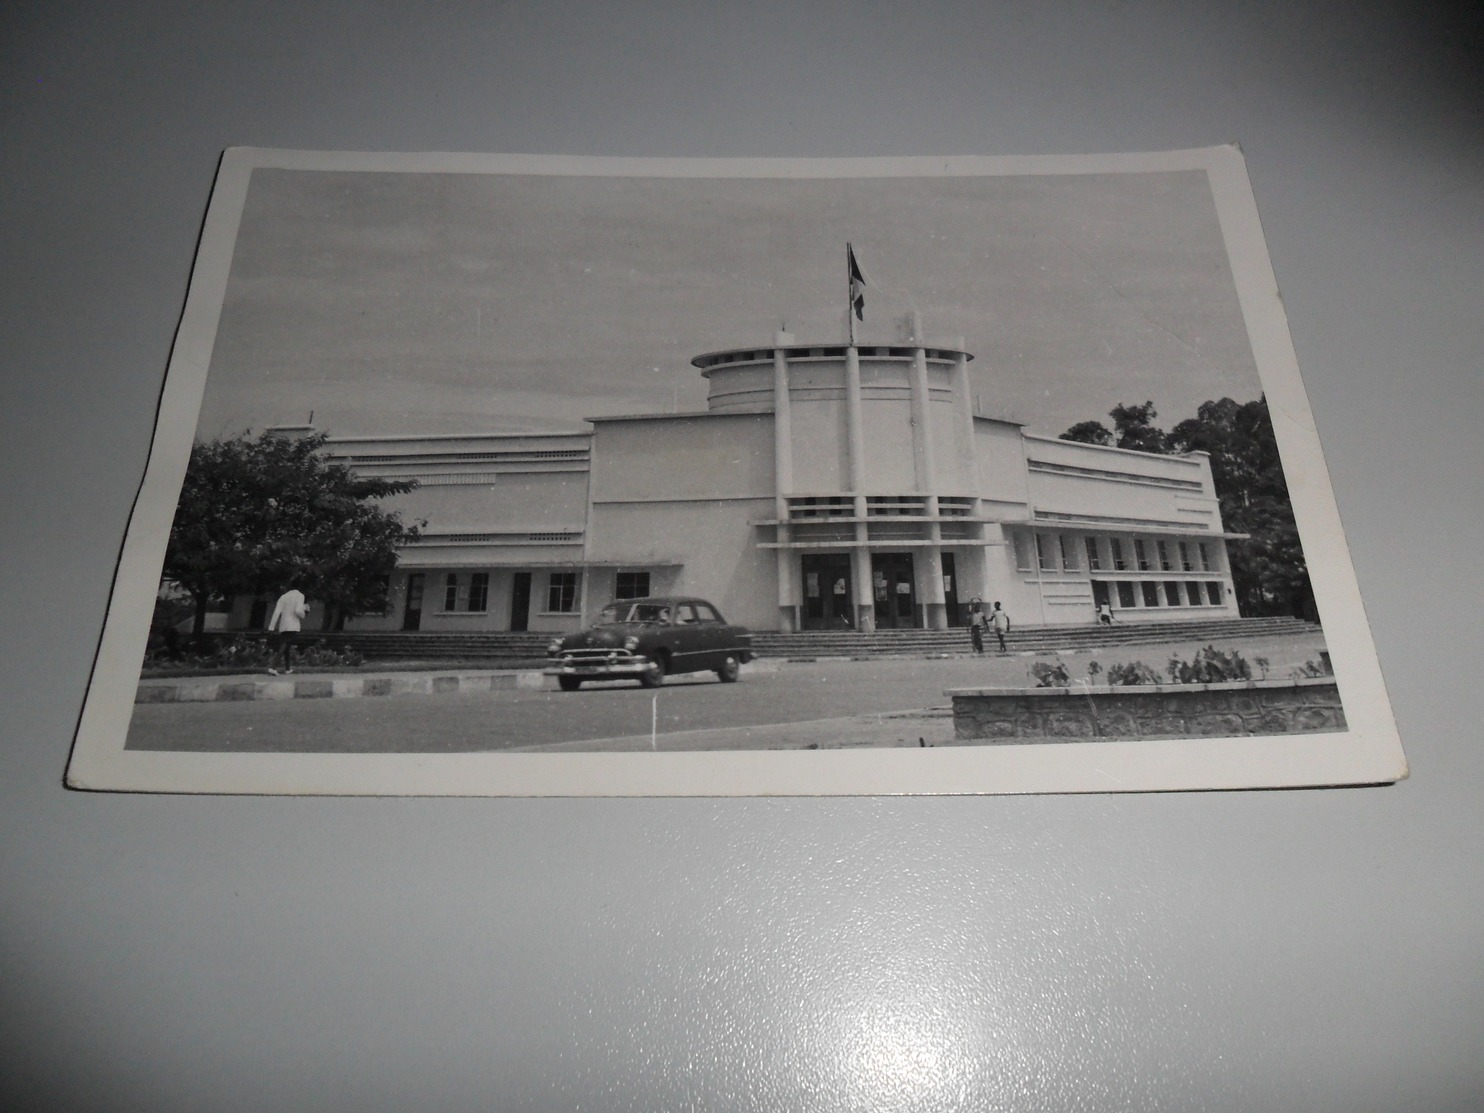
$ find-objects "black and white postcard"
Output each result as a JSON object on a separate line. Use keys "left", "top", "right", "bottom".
{"left": 67, "top": 147, "right": 1405, "bottom": 795}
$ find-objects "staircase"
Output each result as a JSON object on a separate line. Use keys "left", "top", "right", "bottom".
{"left": 752, "top": 615, "right": 1322, "bottom": 658}
{"left": 323, "top": 616, "right": 1322, "bottom": 663}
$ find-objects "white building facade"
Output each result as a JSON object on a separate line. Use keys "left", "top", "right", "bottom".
{"left": 273, "top": 327, "right": 1241, "bottom": 635}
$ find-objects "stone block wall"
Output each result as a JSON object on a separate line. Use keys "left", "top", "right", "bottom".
{"left": 947, "top": 678, "right": 1346, "bottom": 742}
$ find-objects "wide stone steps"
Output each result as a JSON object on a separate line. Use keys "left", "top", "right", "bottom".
{"left": 322, "top": 616, "right": 1322, "bottom": 663}
{"left": 753, "top": 617, "right": 1319, "bottom": 657}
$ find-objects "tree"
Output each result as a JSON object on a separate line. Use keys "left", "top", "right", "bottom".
{"left": 1060, "top": 419, "right": 1115, "bottom": 446}
{"left": 1060, "top": 401, "right": 1168, "bottom": 453}
{"left": 1060, "top": 395, "right": 1313, "bottom": 619}
{"left": 161, "top": 431, "right": 421, "bottom": 636}
{"left": 1168, "top": 396, "right": 1314, "bottom": 619}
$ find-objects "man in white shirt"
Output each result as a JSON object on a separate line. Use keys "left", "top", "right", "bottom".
{"left": 988, "top": 601, "right": 1011, "bottom": 653}
{"left": 266, "top": 586, "right": 307, "bottom": 675}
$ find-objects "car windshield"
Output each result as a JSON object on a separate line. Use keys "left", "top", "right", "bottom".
{"left": 599, "top": 602, "right": 672, "bottom": 624}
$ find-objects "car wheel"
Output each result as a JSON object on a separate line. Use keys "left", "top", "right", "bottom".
{"left": 639, "top": 653, "right": 667, "bottom": 688}
{"left": 557, "top": 676, "right": 581, "bottom": 692}
{"left": 716, "top": 655, "right": 740, "bottom": 683}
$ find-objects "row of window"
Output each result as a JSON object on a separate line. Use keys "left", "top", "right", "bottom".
{"left": 1015, "top": 530, "right": 1218, "bottom": 575}
{"left": 434, "top": 570, "right": 651, "bottom": 614}
{"left": 1098, "top": 579, "right": 1225, "bottom": 609}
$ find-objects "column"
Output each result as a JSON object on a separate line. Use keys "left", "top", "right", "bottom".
{"left": 844, "top": 344, "right": 875, "bottom": 632}
{"left": 772, "top": 333, "right": 798, "bottom": 632}
{"left": 909, "top": 312, "right": 946, "bottom": 628}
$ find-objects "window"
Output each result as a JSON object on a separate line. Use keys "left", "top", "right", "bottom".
{"left": 1198, "top": 542, "right": 1212, "bottom": 572}
{"left": 1141, "top": 582, "right": 1159, "bottom": 607}
{"left": 1110, "top": 538, "right": 1127, "bottom": 571}
{"left": 1187, "top": 581, "right": 1204, "bottom": 605}
{"left": 1085, "top": 537, "right": 1102, "bottom": 571}
{"left": 1117, "top": 582, "right": 1137, "bottom": 609}
{"left": 1013, "top": 531, "right": 1034, "bottom": 571}
{"left": 1134, "top": 539, "right": 1152, "bottom": 571}
{"left": 1178, "top": 542, "right": 1193, "bottom": 572}
{"left": 443, "top": 573, "right": 459, "bottom": 612}
{"left": 468, "top": 572, "right": 489, "bottom": 613}
{"left": 1164, "top": 580, "right": 1184, "bottom": 607}
{"left": 1036, "top": 533, "right": 1057, "bottom": 571}
{"left": 693, "top": 602, "right": 721, "bottom": 623}
{"left": 1157, "top": 540, "right": 1173, "bottom": 571}
{"left": 547, "top": 572, "right": 578, "bottom": 613}
{"left": 675, "top": 603, "right": 699, "bottom": 624}
{"left": 1059, "top": 535, "right": 1079, "bottom": 571}
{"left": 1206, "top": 581, "right": 1223, "bottom": 605}
{"left": 615, "top": 571, "right": 650, "bottom": 600}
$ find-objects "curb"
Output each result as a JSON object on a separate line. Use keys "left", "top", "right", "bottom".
{"left": 135, "top": 660, "right": 783, "bottom": 703}
{"left": 136, "top": 670, "right": 549, "bottom": 704}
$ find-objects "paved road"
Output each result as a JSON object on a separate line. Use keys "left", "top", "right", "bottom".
{"left": 126, "top": 634, "right": 1326, "bottom": 753}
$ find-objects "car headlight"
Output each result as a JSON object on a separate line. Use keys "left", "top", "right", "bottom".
{"left": 623, "top": 636, "right": 640, "bottom": 652}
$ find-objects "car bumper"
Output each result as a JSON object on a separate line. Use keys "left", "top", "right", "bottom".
{"left": 544, "top": 654, "right": 651, "bottom": 678}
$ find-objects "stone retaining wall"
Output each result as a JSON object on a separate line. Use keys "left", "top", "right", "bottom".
{"left": 947, "top": 677, "right": 1346, "bottom": 741}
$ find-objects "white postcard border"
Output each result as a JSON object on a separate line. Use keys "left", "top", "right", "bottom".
{"left": 66, "top": 145, "right": 1406, "bottom": 796}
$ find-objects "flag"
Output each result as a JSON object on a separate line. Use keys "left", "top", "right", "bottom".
{"left": 847, "top": 243, "right": 866, "bottom": 321}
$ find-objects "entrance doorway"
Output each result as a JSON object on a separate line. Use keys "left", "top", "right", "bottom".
{"left": 401, "top": 573, "right": 425, "bottom": 631}
{"left": 509, "top": 571, "right": 532, "bottom": 632}
{"left": 872, "top": 552, "right": 917, "bottom": 629}
{"left": 801, "top": 553, "right": 853, "bottom": 630}
{"left": 942, "top": 552, "right": 961, "bottom": 627}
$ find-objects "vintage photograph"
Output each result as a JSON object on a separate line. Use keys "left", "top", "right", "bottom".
{"left": 67, "top": 148, "right": 1404, "bottom": 795}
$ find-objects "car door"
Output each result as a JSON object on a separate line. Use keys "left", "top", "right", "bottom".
{"left": 668, "top": 601, "right": 706, "bottom": 671}
{"left": 688, "top": 601, "right": 733, "bottom": 670}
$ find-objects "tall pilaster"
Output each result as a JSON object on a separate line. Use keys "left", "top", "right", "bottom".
{"left": 772, "top": 332, "right": 798, "bottom": 632}
{"left": 844, "top": 344, "right": 874, "bottom": 632}
{"left": 908, "top": 312, "right": 946, "bottom": 628}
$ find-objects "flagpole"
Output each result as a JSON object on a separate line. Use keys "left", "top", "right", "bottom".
{"left": 846, "top": 243, "right": 856, "bottom": 347}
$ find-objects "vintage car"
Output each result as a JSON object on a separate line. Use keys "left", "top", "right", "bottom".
{"left": 544, "top": 597, "right": 754, "bottom": 690}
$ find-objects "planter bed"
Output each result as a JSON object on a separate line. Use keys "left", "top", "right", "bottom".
{"left": 946, "top": 677, "right": 1345, "bottom": 742}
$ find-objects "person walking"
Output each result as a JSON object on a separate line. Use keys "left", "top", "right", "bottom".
{"left": 266, "top": 585, "right": 307, "bottom": 675}
{"left": 967, "top": 599, "right": 986, "bottom": 654}
{"left": 1097, "top": 601, "right": 1114, "bottom": 626}
{"left": 988, "top": 600, "right": 1011, "bottom": 653}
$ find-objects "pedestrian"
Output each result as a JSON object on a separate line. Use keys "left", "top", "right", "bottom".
{"left": 988, "top": 600, "right": 1011, "bottom": 653}
{"left": 266, "top": 585, "right": 307, "bottom": 675}
{"left": 967, "top": 599, "right": 986, "bottom": 654}
{"left": 1097, "top": 601, "right": 1114, "bottom": 626}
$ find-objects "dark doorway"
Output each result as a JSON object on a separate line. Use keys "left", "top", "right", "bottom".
{"left": 801, "top": 553, "right": 853, "bottom": 629}
{"left": 1092, "top": 580, "right": 1111, "bottom": 609}
{"left": 942, "top": 552, "right": 961, "bottom": 627}
{"left": 402, "top": 573, "right": 425, "bottom": 631}
{"left": 247, "top": 597, "right": 269, "bottom": 630}
{"left": 872, "top": 552, "right": 917, "bottom": 628}
{"left": 509, "top": 571, "right": 532, "bottom": 632}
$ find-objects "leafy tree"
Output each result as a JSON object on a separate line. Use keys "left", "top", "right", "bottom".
{"left": 162, "top": 431, "right": 420, "bottom": 636}
{"left": 1061, "top": 401, "right": 1168, "bottom": 453}
{"left": 1168, "top": 396, "right": 1314, "bottom": 619}
{"left": 1060, "top": 419, "right": 1114, "bottom": 446}
{"left": 1061, "top": 395, "right": 1315, "bottom": 620}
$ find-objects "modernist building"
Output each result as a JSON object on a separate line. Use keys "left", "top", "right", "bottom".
{"left": 248, "top": 320, "right": 1241, "bottom": 635}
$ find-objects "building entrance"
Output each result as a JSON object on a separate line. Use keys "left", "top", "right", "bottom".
{"left": 942, "top": 552, "right": 961, "bottom": 627}
{"left": 872, "top": 552, "right": 917, "bottom": 628}
{"left": 801, "top": 553, "right": 854, "bottom": 630}
{"left": 402, "top": 573, "right": 425, "bottom": 631}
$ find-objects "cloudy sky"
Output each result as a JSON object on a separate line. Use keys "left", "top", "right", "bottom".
{"left": 197, "top": 164, "right": 1265, "bottom": 441}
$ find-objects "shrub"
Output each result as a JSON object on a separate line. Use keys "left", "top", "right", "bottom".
{"left": 1106, "top": 660, "right": 1163, "bottom": 686}
{"left": 143, "top": 635, "right": 362, "bottom": 671}
{"left": 1030, "top": 660, "right": 1071, "bottom": 688}
{"left": 1166, "top": 645, "right": 1251, "bottom": 684}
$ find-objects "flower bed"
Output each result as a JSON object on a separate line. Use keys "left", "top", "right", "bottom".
{"left": 946, "top": 677, "right": 1345, "bottom": 742}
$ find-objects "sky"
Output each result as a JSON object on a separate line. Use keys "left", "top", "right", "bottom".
{"left": 196, "top": 165, "right": 1266, "bottom": 441}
